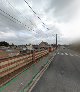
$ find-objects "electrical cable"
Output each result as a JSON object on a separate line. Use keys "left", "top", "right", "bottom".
{"left": 0, "top": 0, "right": 29, "bottom": 30}
{"left": 24, "top": 0, "right": 50, "bottom": 30}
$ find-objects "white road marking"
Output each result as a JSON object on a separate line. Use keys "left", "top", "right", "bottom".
{"left": 56, "top": 51, "right": 80, "bottom": 57}
{"left": 70, "top": 53, "right": 73, "bottom": 56}
{"left": 65, "top": 53, "right": 68, "bottom": 55}
{"left": 57, "top": 52, "right": 59, "bottom": 54}
{"left": 61, "top": 53, "right": 64, "bottom": 55}
{"left": 75, "top": 54, "right": 79, "bottom": 57}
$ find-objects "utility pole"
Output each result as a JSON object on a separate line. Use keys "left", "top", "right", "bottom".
{"left": 56, "top": 34, "right": 57, "bottom": 49}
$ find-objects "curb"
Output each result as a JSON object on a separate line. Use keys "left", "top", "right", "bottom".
{"left": 22, "top": 55, "right": 55, "bottom": 92}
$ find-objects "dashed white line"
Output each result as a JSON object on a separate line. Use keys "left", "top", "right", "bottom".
{"left": 57, "top": 52, "right": 59, "bottom": 54}
{"left": 56, "top": 52, "right": 80, "bottom": 57}
{"left": 75, "top": 54, "right": 79, "bottom": 57}
{"left": 65, "top": 53, "right": 68, "bottom": 55}
{"left": 70, "top": 53, "right": 73, "bottom": 56}
{"left": 61, "top": 53, "right": 64, "bottom": 55}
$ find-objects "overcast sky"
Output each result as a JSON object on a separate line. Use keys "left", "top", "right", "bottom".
{"left": 0, "top": 0, "right": 80, "bottom": 45}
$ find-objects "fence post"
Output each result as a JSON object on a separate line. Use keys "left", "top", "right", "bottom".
{"left": 32, "top": 50, "right": 35, "bottom": 62}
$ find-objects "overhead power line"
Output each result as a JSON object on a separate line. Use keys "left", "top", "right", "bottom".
{"left": 6, "top": 0, "right": 36, "bottom": 28}
{"left": 0, "top": 0, "right": 35, "bottom": 30}
{"left": 24, "top": 0, "right": 50, "bottom": 30}
{"left": 0, "top": 0, "right": 50, "bottom": 32}
{"left": 0, "top": 7, "right": 29, "bottom": 29}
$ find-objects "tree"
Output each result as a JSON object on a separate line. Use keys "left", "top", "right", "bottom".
{"left": 0, "top": 41, "right": 9, "bottom": 47}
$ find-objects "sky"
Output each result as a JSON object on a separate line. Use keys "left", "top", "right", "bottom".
{"left": 0, "top": 0, "right": 80, "bottom": 45}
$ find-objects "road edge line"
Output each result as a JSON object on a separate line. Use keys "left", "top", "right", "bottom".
{"left": 26, "top": 56, "right": 55, "bottom": 92}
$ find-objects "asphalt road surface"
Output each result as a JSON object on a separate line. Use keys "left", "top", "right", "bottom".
{"left": 32, "top": 48, "right": 80, "bottom": 92}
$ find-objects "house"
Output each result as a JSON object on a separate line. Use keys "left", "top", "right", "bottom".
{"left": 26, "top": 44, "right": 33, "bottom": 50}
{"left": 39, "top": 41, "right": 49, "bottom": 49}
{"left": 32, "top": 45, "right": 39, "bottom": 50}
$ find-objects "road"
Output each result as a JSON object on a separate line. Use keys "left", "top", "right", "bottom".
{"left": 32, "top": 48, "right": 80, "bottom": 92}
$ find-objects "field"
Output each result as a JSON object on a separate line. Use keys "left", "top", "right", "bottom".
{"left": 0, "top": 49, "right": 20, "bottom": 59}
{"left": 0, "top": 50, "right": 8, "bottom": 59}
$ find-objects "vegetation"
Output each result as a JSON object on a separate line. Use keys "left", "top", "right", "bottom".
{"left": 0, "top": 41, "right": 9, "bottom": 47}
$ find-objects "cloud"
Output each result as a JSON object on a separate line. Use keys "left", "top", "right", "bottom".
{"left": 0, "top": 0, "right": 80, "bottom": 44}
{"left": 45, "top": 0, "right": 76, "bottom": 22}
